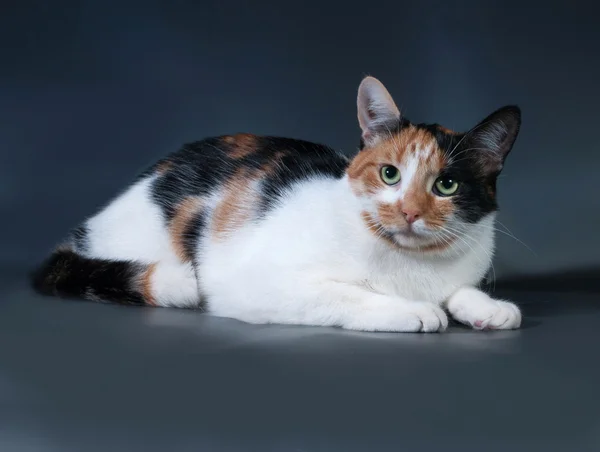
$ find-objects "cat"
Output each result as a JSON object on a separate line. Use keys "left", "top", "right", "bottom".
{"left": 32, "top": 76, "right": 522, "bottom": 333}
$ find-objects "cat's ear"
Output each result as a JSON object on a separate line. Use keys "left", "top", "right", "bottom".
{"left": 464, "top": 106, "right": 521, "bottom": 174}
{"left": 357, "top": 76, "right": 401, "bottom": 147}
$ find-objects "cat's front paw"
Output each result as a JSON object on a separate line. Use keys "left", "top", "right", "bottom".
{"left": 344, "top": 298, "right": 448, "bottom": 333}
{"left": 447, "top": 287, "right": 521, "bottom": 330}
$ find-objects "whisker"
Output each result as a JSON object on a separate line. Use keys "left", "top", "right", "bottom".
{"left": 435, "top": 229, "right": 458, "bottom": 256}
{"left": 447, "top": 147, "right": 494, "bottom": 165}
{"left": 442, "top": 225, "right": 496, "bottom": 290}
{"left": 437, "top": 228, "right": 469, "bottom": 258}
{"left": 473, "top": 221, "right": 537, "bottom": 255}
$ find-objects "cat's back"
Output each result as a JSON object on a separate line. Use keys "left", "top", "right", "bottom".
{"left": 150, "top": 133, "right": 350, "bottom": 219}
{"left": 74, "top": 133, "right": 350, "bottom": 266}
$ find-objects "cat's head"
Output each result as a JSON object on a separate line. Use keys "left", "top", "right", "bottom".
{"left": 347, "top": 76, "right": 521, "bottom": 253}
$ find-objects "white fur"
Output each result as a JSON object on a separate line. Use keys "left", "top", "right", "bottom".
{"left": 83, "top": 176, "right": 177, "bottom": 264}
{"left": 150, "top": 261, "right": 199, "bottom": 308}
{"left": 196, "top": 175, "right": 512, "bottom": 332}
{"left": 447, "top": 287, "right": 521, "bottom": 330}
{"left": 399, "top": 145, "right": 432, "bottom": 197}
{"left": 80, "top": 164, "right": 518, "bottom": 332}
{"left": 82, "top": 175, "right": 202, "bottom": 308}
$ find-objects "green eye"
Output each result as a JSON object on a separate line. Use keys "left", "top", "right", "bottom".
{"left": 434, "top": 177, "right": 459, "bottom": 196}
{"left": 380, "top": 165, "right": 401, "bottom": 185}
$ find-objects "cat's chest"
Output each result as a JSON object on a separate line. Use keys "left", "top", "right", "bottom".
{"left": 365, "top": 254, "right": 466, "bottom": 303}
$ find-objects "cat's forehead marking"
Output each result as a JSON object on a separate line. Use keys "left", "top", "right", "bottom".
{"left": 398, "top": 152, "right": 420, "bottom": 197}
{"left": 346, "top": 125, "right": 448, "bottom": 198}
{"left": 398, "top": 127, "right": 445, "bottom": 183}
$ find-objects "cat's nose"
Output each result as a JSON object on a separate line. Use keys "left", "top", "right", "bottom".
{"left": 402, "top": 209, "right": 420, "bottom": 224}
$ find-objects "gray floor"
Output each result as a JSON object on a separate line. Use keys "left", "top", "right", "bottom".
{"left": 1, "top": 268, "right": 600, "bottom": 452}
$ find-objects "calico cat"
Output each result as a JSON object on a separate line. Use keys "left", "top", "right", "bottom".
{"left": 33, "top": 76, "right": 522, "bottom": 333}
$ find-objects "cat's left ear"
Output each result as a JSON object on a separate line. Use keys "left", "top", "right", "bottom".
{"left": 464, "top": 106, "right": 522, "bottom": 174}
{"left": 357, "top": 76, "right": 401, "bottom": 147}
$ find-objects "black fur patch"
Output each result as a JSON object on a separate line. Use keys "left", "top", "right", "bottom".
{"left": 428, "top": 106, "right": 520, "bottom": 223}
{"left": 150, "top": 135, "right": 349, "bottom": 220}
{"left": 430, "top": 128, "right": 499, "bottom": 223}
{"left": 256, "top": 137, "right": 348, "bottom": 214}
{"left": 151, "top": 137, "right": 239, "bottom": 221}
{"left": 182, "top": 209, "right": 206, "bottom": 264}
{"left": 32, "top": 250, "right": 147, "bottom": 306}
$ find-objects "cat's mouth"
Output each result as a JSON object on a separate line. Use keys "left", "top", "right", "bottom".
{"left": 363, "top": 212, "right": 455, "bottom": 252}
{"left": 393, "top": 230, "right": 429, "bottom": 245}
{"left": 395, "top": 225, "right": 420, "bottom": 237}
{"left": 392, "top": 230, "right": 456, "bottom": 252}
{"left": 382, "top": 224, "right": 457, "bottom": 252}
{"left": 385, "top": 222, "right": 428, "bottom": 239}
{"left": 376, "top": 224, "right": 436, "bottom": 249}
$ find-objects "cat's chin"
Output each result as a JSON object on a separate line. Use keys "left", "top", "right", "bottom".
{"left": 392, "top": 232, "right": 433, "bottom": 249}
{"left": 391, "top": 230, "right": 451, "bottom": 252}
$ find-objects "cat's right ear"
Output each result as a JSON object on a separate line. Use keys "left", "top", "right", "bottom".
{"left": 357, "top": 76, "right": 401, "bottom": 147}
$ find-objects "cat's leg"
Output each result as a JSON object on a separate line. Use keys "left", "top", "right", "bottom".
{"left": 145, "top": 260, "right": 201, "bottom": 308}
{"left": 446, "top": 287, "right": 521, "bottom": 330}
{"left": 336, "top": 286, "right": 449, "bottom": 332}
{"left": 207, "top": 278, "right": 448, "bottom": 333}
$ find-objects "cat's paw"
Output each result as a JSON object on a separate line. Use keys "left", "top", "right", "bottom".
{"left": 344, "top": 299, "right": 448, "bottom": 333}
{"left": 447, "top": 287, "right": 521, "bottom": 330}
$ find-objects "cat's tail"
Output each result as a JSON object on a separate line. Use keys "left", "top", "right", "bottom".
{"left": 31, "top": 249, "right": 152, "bottom": 306}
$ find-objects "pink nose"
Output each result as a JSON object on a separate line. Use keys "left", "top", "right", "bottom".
{"left": 402, "top": 210, "right": 420, "bottom": 224}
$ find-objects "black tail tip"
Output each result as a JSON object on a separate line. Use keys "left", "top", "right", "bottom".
{"left": 30, "top": 250, "right": 79, "bottom": 296}
{"left": 30, "top": 250, "right": 149, "bottom": 306}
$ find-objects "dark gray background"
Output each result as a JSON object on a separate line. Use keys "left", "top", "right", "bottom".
{"left": 2, "top": 1, "right": 599, "bottom": 278}
{"left": 2, "top": 3, "right": 600, "bottom": 452}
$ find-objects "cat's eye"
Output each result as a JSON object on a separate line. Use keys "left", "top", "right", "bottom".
{"left": 434, "top": 177, "right": 459, "bottom": 196}
{"left": 380, "top": 165, "right": 401, "bottom": 185}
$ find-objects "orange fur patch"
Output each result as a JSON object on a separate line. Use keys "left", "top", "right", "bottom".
{"left": 211, "top": 168, "right": 259, "bottom": 240}
{"left": 425, "top": 197, "right": 454, "bottom": 228}
{"left": 223, "top": 133, "right": 259, "bottom": 159}
{"left": 140, "top": 263, "right": 157, "bottom": 306}
{"left": 155, "top": 161, "right": 173, "bottom": 175}
{"left": 210, "top": 150, "right": 288, "bottom": 240}
{"left": 262, "top": 151, "right": 287, "bottom": 175}
{"left": 438, "top": 125, "right": 457, "bottom": 135}
{"left": 348, "top": 126, "right": 442, "bottom": 195}
{"left": 170, "top": 197, "right": 204, "bottom": 262}
{"left": 347, "top": 153, "right": 383, "bottom": 195}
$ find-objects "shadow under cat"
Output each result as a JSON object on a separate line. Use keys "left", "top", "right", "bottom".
{"left": 485, "top": 266, "right": 600, "bottom": 321}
